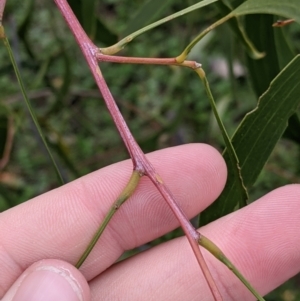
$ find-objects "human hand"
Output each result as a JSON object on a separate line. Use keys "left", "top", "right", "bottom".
{"left": 1, "top": 144, "right": 300, "bottom": 301}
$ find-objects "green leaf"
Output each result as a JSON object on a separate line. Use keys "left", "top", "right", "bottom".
{"left": 245, "top": 14, "right": 280, "bottom": 97}
{"left": 101, "top": 0, "right": 218, "bottom": 55}
{"left": 17, "top": 0, "right": 35, "bottom": 59}
{"left": 94, "top": 18, "right": 118, "bottom": 46}
{"left": 81, "top": 0, "right": 97, "bottom": 39}
{"left": 215, "top": 1, "right": 264, "bottom": 59}
{"left": 200, "top": 55, "right": 300, "bottom": 225}
{"left": 273, "top": 24, "right": 296, "bottom": 69}
{"left": 177, "top": 0, "right": 300, "bottom": 62}
{"left": 198, "top": 69, "right": 248, "bottom": 215}
{"left": 122, "top": 0, "right": 174, "bottom": 37}
{"left": 68, "top": 0, "right": 118, "bottom": 45}
{"left": 244, "top": 14, "right": 300, "bottom": 145}
{"left": 233, "top": 0, "right": 300, "bottom": 24}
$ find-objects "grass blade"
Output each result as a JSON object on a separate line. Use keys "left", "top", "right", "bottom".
{"left": 0, "top": 25, "right": 64, "bottom": 185}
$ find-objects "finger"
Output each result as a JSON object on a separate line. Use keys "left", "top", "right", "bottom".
{"left": 89, "top": 185, "right": 300, "bottom": 301}
{"left": 2, "top": 259, "right": 90, "bottom": 301}
{"left": 0, "top": 143, "right": 227, "bottom": 295}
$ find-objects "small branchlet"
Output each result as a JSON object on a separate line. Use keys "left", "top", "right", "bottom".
{"left": 76, "top": 170, "right": 142, "bottom": 268}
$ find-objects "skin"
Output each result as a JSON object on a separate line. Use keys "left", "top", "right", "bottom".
{"left": 1, "top": 143, "right": 300, "bottom": 300}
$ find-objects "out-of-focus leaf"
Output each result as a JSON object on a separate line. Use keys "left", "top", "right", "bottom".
{"left": 224, "top": 0, "right": 245, "bottom": 8}
{"left": 245, "top": 14, "right": 279, "bottom": 96}
{"left": 46, "top": 130, "right": 82, "bottom": 179}
{"left": 232, "top": 0, "right": 300, "bottom": 24}
{"left": 122, "top": 0, "right": 174, "bottom": 37}
{"left": 201, "top": 55, "right": 300, "bottom": 225}
{"left": 46, "top": 51, "right": 72, "bottom": 114}
{"left": 94, "top": 18, "right": 118, "bottom": 45}
{"left": 102, "top": 0, "right": 218, "bottom": 55}
{"left": 67, "top": 0, "right": 82, "bottom": 22}
{"left": 68, "top": 0, "right": 118, "bottom": 45}
{"left": 177, "top": 0, "right": 300, "bottom": 62}
{"left": 215, "top": 1, "right": 264, "bottom": 59}
{"left": 17, "top": 0, "right": 35, "bottom": 58}
{"left": 81, "top": 0, "right": 97, "bottom": 38}
{"left": 283, "top": 113, "right": 300, "bottom": 144}
{"left": 273, "top": 24, "right": 296, "bottom": 69}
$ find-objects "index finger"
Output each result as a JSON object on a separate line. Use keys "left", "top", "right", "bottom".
{"left": 0, "top": 143, "right": 227, "bottom": 297}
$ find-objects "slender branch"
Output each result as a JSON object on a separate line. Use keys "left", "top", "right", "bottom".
{"left": 145, "top": 171, "right": 223, "bottom": 300}
{"left": 93, "top": 54, "right": 263, "bottom": 300}
{"left": 53, "top": 0, "right": 144, "bottom": 171}
{"left": 195, "top": 67, "right": 248, "bottom": 204}
{"left": 96, "top": 53, "right": 201, "bottom": 69}
{"left": 54, "top": 0, "right": 222, "bottom": 299}
{"left": 100, "top": 0, "right": 218, "bottom": 55}
{"left": 76, "top": 170, "right": 142, "bottom": 269}
{"left": 176, "top": 14, "right": 233, "bottom": 63}
{"left": 199, "top": 235, "right": 266, "bottom": 301}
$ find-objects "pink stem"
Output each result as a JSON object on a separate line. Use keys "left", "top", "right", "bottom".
{"left": 96, "top": 53, "right": 201, "bottom": 69}
{"left": 0, "top": 0, "right": 7, "bottom": 22}
{"left": 53, "top": 1, "right": 222, "bottom": 299}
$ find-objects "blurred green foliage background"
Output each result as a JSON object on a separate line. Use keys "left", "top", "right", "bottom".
{"left": 0, "top": 0, "right": 300, "bottom": 299}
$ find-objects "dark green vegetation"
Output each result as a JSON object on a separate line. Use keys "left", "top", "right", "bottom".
{"left": 1, "top": 0, "right": 300, "bottom": 299}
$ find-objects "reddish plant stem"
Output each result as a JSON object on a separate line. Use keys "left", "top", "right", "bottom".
{"left": 0, "top": 0, "right": 7, "bottom": 23}
{"left": 96, "top": 53, "right": 201, "bottom": 69}
{"left": 53, "top": 0, "right": 222, "bottom": 299}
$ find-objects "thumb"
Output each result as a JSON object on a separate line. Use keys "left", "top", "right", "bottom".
{"left": 2, "top": 259, "right": 91, "bottom": 301}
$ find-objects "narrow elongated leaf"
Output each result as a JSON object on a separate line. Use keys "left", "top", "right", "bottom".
{"left": 244, "top": 14, "right": 300, "bottom": 144}
{"left": 201, "top": 55, "right": 300, "bottom": 225}
{"left": 215, "top": 1, "right": 264, "bottom": 59}
{"left": 81, "top": 0, "right": 97, "bottom": 38}
{"left": 102, "top": 0, "right": 218, "bottom": 54}
{"left": 198, "top": 69, "right": 248, "bottom": 214}
{"left": 273, "top": 25, "right": 296, "bottom": 69}
{"left": 94, "top": 18, "right": 118, "bottom": 45}
{"left": 122, "top": 0, "right": 174, "bottom": 37}
{"left": 245, "top": 14, "right": 280, "bottom": 96}
{"left": 177, "top": 0, "right": 300, "bottom": 62}
{"left": 233, "top": 0, "right": 300, "bottom": 24}
{"left": 17, "top": 0, "right": 35, "bottom": 59}
{"left": 68, "top": 0, "right": 118, "bottom": 45}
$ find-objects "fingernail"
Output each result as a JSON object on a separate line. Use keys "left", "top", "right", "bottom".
{"left": 12, "top": 265, "right": 83, "bottom": 301}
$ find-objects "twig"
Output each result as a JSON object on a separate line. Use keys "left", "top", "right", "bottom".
{"left": 76, "top": 171, "right": 142, "bottom": 268}
{"left": 100, "top": 0, "right": 218, "bottom": 55}
{"left": 96, "top": 53, "right": 201, "bottom": 70}
{"left": 53, "top": 0, "right": 222, "bottom": 299}
{"left": 199, "top": 235, "right": 265, "bottom": 301}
